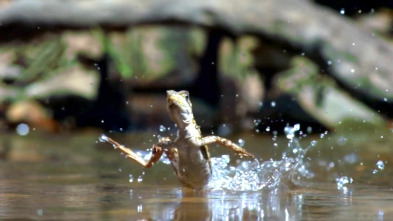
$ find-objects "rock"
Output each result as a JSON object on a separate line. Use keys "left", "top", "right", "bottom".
{"left": 6, "top": 100, "right": 58, "bottom": 132}
{"left": 25, "top": 65, "right": 99, "bottom": 100}
{"left": 275, "top": 57, "right": 384, "bottom": 129}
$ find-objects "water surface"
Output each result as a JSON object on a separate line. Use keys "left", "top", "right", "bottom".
{"left": 1, "top": 130, "right": 393, "bottom": 220}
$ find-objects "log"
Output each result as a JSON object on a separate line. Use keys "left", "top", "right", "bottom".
{"left": 276, "top": 57, "right": 384, "bottom": 129}
{"left": 1, "top": 0, "right": 393, "bottom": 110}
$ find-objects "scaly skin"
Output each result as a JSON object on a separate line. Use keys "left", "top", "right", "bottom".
{"left": 102, "top": 90, "right": 254, "bottom": 189}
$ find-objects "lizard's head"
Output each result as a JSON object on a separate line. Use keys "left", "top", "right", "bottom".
{"left": 167, "top": 90, "right": 194, "bottom": 128}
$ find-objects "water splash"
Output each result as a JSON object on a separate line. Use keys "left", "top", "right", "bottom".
{"left": 159, "top": 125, "right": 166, "bottom": 132}
{"left": 376, "top": 160, "right": 385, "bottom": 170}
{"left": 284, "top": 124, "right": 300, "bottom": 140}
{"left": 336, "top": 176, "right": 353, "bottom": 190}
{"left": 102, "top": 124, "right": 314, "bottom": 191}
{"left": 373, "top": 160, "right": 385, "bottom": 174}
{"left": 238, "top": 139, "right": 245, "bottom": 147}
{"left": 99, "top": 134, "right": 109, "bottom": 142}
{"left": 208, "top": 124, "right": 314, "bottom": 191}
{"left": 129, "top": 174, "right": 134, "bottom": 183}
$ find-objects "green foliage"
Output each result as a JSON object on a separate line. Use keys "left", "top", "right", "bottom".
{"left": 0, "top": 33, "right": 99, "bottom": 104}
{"left": 94, "top": 29, "right": 134, "bottom": 79}
{"left": 220, "top": 36, "right": 258, "bottom": 80}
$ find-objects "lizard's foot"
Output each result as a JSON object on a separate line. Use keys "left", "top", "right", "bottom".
{"left": 152, "top": 146, "right": 162, "bottom": 154}
{"left": 158, "top": 136, "right": 172, "bottom": 145}
{"left": 236, "top": 149, "right": 255, "bottom": 158}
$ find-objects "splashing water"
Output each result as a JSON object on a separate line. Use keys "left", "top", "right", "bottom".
{"left": 159, "top": 125, "right": 166, "bottom": 132}
{"left": 373, "top": 160, "right": 385, "bottom": 174}
{"left": 99, "top": 134, "right": 118, "bottom": 149}
{"left": 100, "top": 125, "right": 314, "bottom": 191}
{"left": 284, "top": 124, "right": 300, "bottom": 140}
{"left": 376, "top": 160, "right": 385, "bottom": 170}
{"left": 208, "top": 124, "right": 314, "bottom": 191}
{"left": 336, "top": 176, "right": 353, "bottom": 190}
{"left": 99, "top": 134, "right": 109, "bottom": 142}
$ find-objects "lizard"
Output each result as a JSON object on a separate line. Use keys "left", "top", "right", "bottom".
{"left": 101, "top": 90, "right": 254, "bottom": 189}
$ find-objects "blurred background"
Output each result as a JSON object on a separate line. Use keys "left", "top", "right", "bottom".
{"left": 1, "top": 0, "right": 393, "bottom": 136}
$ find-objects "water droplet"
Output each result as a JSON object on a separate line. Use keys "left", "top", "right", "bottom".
{"left": 137, "top": 204, "right": 143, "bottom": 213}
{"left": 383, "top": 98, "right": 388, "bottom": 102}
{"left": 327, "top": 60, "right": 332, "bottom": 65}
{"left": 137, "top": 176, "right": 143, "bottom": 183}
{"left": 99, "top": 134, "right": 108, "bottom": 142}
{"left": 159, "top": 125, "right": 166, "bottom": 132}
{"left": 379, "top": 210, "right": 384, "bottom": 220}
{"left": 16, "top": 123, "right": 29, "bottom": 136}
{"left": 101, "top": 120, "right": 104, "bottom": 123}
{"left": 37, "top": 209, "right": 43, "bottom": 216}
{"left": 376, "top": 160, "right": 384, "bottom": 170}
{"left": 253, "top": 119, "right": 261, "bottom": 126}
{"left": 336, "top": 176, "right": 352, "bottom": 189}
{"left": 337, "top": 136, "right": 347, "bottom": 146}
{"left": 350, "top": 69, "right": 355, "bottom": 73}
{"left": 129, "top": 174, "right": 134, "bottom": 182}
{"left": 343, "top": 153, "right": 358, "bottom": 164}
{"left": 284, "top": 124, "right": 300, "bottom": 139}
{"left": 271, "top": 101, "right": 276, "bottom": 107}
{"left": 310, "top": 140, "right": 317, "bottom": 146}
{"left": 266, "top": 126, "right": 270, "bottom": 132}
{"left": 238, "top": 139, "right": 245, "bottom": 147}
{"left": 340, "top": 8, "right": 345, "bottom": 15}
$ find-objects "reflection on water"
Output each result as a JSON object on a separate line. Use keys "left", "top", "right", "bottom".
{"left": 148, "top": 189, "right": 293, "bottom": 220}
{"left": 1, "top": 129, "right": 393, "bottom": 220}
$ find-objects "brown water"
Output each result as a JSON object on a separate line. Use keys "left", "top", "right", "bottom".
{"left": 1, "top": 129, "right": 393, "bottom": 220}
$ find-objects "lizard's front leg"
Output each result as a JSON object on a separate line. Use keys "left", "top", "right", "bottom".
{"left": 101, "top": 135, "right": 172, "bottom": 168}
{"left": 193, "top": 136, "right": 254, "bottom": 158}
